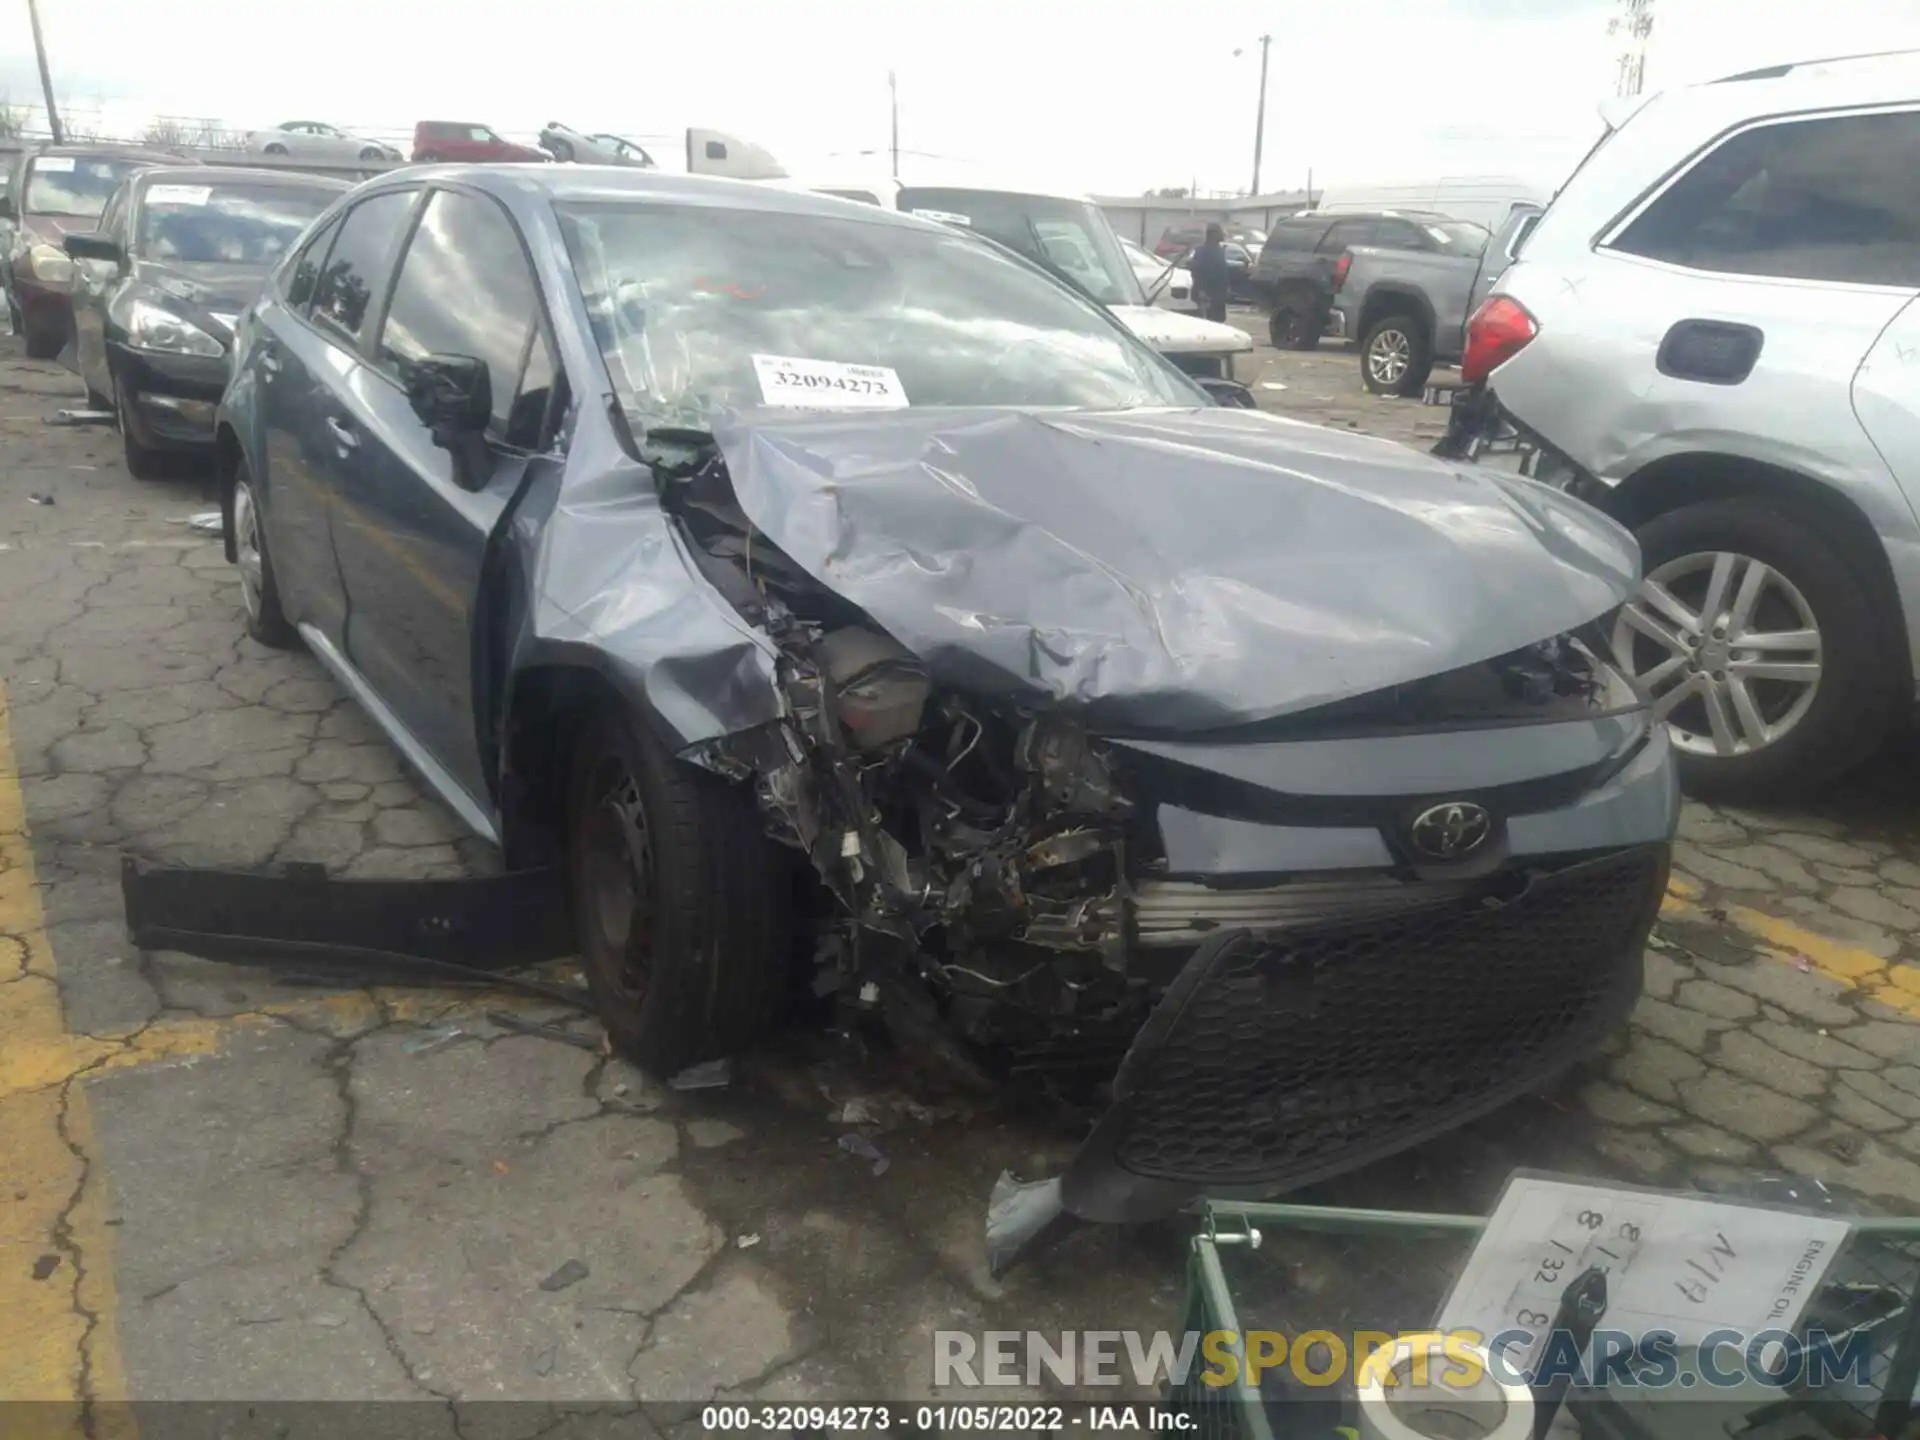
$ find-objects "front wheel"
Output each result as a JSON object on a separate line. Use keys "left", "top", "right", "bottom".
{"left": 566, "top": 710, "right": 789, "bottom": 1075}
{"left": 1613, "top": 499, "right": 1897, "bottom": 800}
{"left": 231, "top": 461, "right": 299, "bottom": 648}
{"left": 263, "top": 143, "right": 288, "bottom": 156}
{"left": 417, "top": 151, "right": 445, "bottom": 163}
{"left": 23, "top": 322, "right": 62, "bottom": 360}
{"left": 115, "top": 379, "right": 166, "bottom": 480}
{"left": 358, "top": 145, "right": 384, "bottom": 160}
{"left": 1360, "top": 313, "right": 1432, "bottom": 397}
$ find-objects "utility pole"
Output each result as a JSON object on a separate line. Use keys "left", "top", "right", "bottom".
{"left": 1608, "top": 0, "right": 1654, "bottom": 98}
{"left": 888, "top": 70, "right": 899, "bottom": 180}
{"left": 26, "top": 0, "right": 61, "bottom": 143}
{"left": 1250, "top": 33, "right": 1271, "bottom": 196}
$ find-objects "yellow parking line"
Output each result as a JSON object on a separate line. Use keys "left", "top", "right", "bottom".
{"left": 0, "top": 684, "right": 131, "bottom": 1427}
{"left": 1662, "top": 883, "right": 1920, "bottom": 1021}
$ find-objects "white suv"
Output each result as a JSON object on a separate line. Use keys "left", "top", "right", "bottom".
{"left": 1444, "top": 50, "right": 1920, "bottom": 801}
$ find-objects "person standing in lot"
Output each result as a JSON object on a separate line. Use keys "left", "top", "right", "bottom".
{"left": 1189, "top": 223, "right": 1231, "bottom": 324}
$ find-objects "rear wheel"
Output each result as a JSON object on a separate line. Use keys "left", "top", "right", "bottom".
{"left": 1614, "top": 499, "right": 1897, "bottom": 800}
{"left": 23, "top": 322, "right": 62, "bottom": 360}
{"left": 566, "top": 709, "right": 788, "bottom": 1075}
{"left": 1268, "top": 294, "right": 1321, "bottom": 351}
{"left": 1361, "top": 313, "right": 1432, "bottom": 397}
{"left": 231, "top": 460, "right": 299, "bottom": 649}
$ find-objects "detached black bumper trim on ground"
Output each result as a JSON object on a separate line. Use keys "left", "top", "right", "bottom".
{"left": 119, "top": 854, "right": 576, "bottom": 983}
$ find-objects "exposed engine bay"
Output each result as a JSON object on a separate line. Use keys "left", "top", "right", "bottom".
{"left": 660, "top": 440, "right": 1626, "bottom": 1089}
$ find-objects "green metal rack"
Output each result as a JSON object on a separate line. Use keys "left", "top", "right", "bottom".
{"left": 1169, "top": 1198, "right": 1920, "bottom": 1440}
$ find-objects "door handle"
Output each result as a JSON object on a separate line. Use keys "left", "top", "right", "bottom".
{"left": 324, "top": 416, "right": 359, "bottom": 453}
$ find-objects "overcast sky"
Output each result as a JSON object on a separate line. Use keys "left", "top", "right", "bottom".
{"left": 0, "top": 0, "right": 1915, "bottom": 195}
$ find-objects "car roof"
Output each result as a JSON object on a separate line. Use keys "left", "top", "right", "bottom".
{"left": 361, "top": 163, "right": 958, "bottom": 232}
{"left": 27, "top": 143, "right": 178, "bottom": 162}
{"left": 134, "top": 165, "right": 352, "bottom": 191}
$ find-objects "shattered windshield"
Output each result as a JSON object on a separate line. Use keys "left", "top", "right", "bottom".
{"left": 556, "top": 201, "right": 1202, "bottom": 431}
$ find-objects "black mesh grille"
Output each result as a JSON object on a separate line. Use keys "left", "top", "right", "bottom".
{"left": 1108, "top": 848, "right": 1665, "bottom": 1186}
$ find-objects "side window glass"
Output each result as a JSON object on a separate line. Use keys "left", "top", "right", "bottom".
{"left": 376, "top": 189, "right": 547, "bottom": 441}
{"left": 1318, "top": 219, "right": 1374, "bottom": 253}
{"left": 311, "top": 189, "right": 414, "bottom": 343}
{"left": 1373, "top": 218, "right": 1426, "bottom": 250}
{"left": 1611, "top": 109, "right": 1920, "bottom": 287}
{"left": 285, "top": 212, "right": 343, "bottom": 310}
{"left": 97, "top": 184, "right": 129, "bottom": 242}
{"left": 506, "top": 328, "right": 560, "bottom": 451}
{"left": 469, "top": 127, "right": 492, "bottom": 143}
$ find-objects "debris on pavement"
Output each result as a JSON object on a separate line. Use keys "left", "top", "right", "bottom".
{"left": 486, "top": 1009, "right": 600, "bottom": 1051}
{"left": 532, "top": 1343, "right": 557, "bottom": 1377}
{"left": 169, "top": 510, "right": 224, "bottom": 536}
{"left": 402, "top": 1025, "right": 464, "bottom": 1055}
{"left": 46, "top": 407, "right": 114, "bottom": 426}
{"left": 27, "top": 492, "right": 52, "bottom": 505}
{"left": 837, "top": 1132, "right": 890, "bottom": 1176}
{"left": 538, "top": 1258, "right": 590, "bottom": 1292}
{"left": 668, "top": 1057, "right": 733, "bottom": 1091}
{"left": 31, "top": 1254, "right": 59, "bottom": 1280}
{"left": 835, "top": 1098, "right": 879, "bottom": 1126}
{"left": 736, "top": 1233, "right": 761, "bottom": 1249}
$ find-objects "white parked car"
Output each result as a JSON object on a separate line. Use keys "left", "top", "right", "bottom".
{"left": 246, "top": 121, "right": 400, "bottom": 163}
{"left": 536, "top": 123, "right": 658, "bottom": 167}
{"left": 1445, "top": 48, "right": 1920, "bottom": 799}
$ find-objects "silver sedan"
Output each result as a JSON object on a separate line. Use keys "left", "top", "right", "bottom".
{"left": 537, "top": 123, "right": 657, "bottom": 167}
{"left": 245, "top": 122, "right": 400, "bottom": 163}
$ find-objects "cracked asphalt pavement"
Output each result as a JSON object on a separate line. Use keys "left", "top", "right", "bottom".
{"left": 4, "top": 325, "right": 1920, "bottom": 1431}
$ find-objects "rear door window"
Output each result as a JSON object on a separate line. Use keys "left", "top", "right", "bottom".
{"left": 283, "top": 212, "right": 343, "bottom": 311}
{"left": 1372, "top": 217, "right": 1431, "bottom": 250}
{"left": 310, "top": 189, "right": 416, "bottom": 344}
{"left": 1318, "top": 217, "right": 1377, "bottom": 252}
{"left": 1609, "top": 107, "right": 1920, "bottom": 288}
{"left": 1266, "top": 219, "right": 1329, "bottom": 253}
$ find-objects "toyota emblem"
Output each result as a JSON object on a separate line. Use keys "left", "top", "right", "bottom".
{"left": 1408, "top": 801, "right": 1493, "bottom": 860}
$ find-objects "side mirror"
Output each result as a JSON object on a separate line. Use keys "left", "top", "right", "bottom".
{"left": 1197, "top": 376, "right": 1258, "bottom": 409}
{"left": 63, "top": 231, "right": 123, "bottom": 265}
{"left": 0, "top": 196, "right": 14, "bottom": 221}
{"left": 406, "top": 353, "right": 492, "bottom": 489}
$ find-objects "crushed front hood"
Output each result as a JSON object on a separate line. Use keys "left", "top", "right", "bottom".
{"left": 713, "top": 406, "right": 1639, "bottom": 733}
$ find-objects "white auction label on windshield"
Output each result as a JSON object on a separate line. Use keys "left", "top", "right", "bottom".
{"left": 34, "top": 157, "right": 74, "bottom": 172}
{"left": 146, "top": 185, "right": 212, "bottom": 206}
{"left": 751, "top": 355, "right": 908, "bottom": 410}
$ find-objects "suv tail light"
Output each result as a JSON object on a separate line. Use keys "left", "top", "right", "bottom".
{"left": 1461, "top": 296, "right": 1537, "bottom": 385}
{"left": 1331, "top": 253, "right": 1352, "bottom": 292}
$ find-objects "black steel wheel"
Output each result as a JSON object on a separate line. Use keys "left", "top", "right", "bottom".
{"left": 566, "top": 709, "right": 788, "bottom": 1075}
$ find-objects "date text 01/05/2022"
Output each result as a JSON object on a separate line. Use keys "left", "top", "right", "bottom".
{"left": 699, "top": 1404, "right": 1151, "bottom": 1431}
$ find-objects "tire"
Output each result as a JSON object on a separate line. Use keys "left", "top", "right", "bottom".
{"left": 358, "top": 146, "right": 383, "bottom": 160}
{"left": 1360, "top": 313, "right": 1432, "bottom": 397}
{"left": 85, "top": 384, "right": 110, "bottom": 410}
{"left": 263, "top": 143, "right": 288, "bottom": 156}
{"left": 1268, "top": 295, "right": 1322, "bottom": 351}
{"left": 115, "top": 378, "right": 166, "bottom": 480}
{"left": 566, "top": 708, "right": 788, "bottom": 1075}
{"left": 230, "top": 459, "right": 299, "bottom": 648}
{"left": 1618, "top": 499, "right": 1898, "bottom": 801}
{"left": 23, "top": 322, "right": 62, "bottom": 360}
{"left": 418, "top": 151, "right": 446, "bottom": 163}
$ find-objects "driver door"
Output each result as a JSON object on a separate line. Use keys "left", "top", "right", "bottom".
{"left": 328, "top": 184, "right": 564, "bottom": 815}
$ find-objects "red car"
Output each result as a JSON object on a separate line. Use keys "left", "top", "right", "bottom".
{"left": 4, "top": 145, "right": 176, "bottom": 358}
{"left": 410, "top": 121, "right": 548, "bottom": 164}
